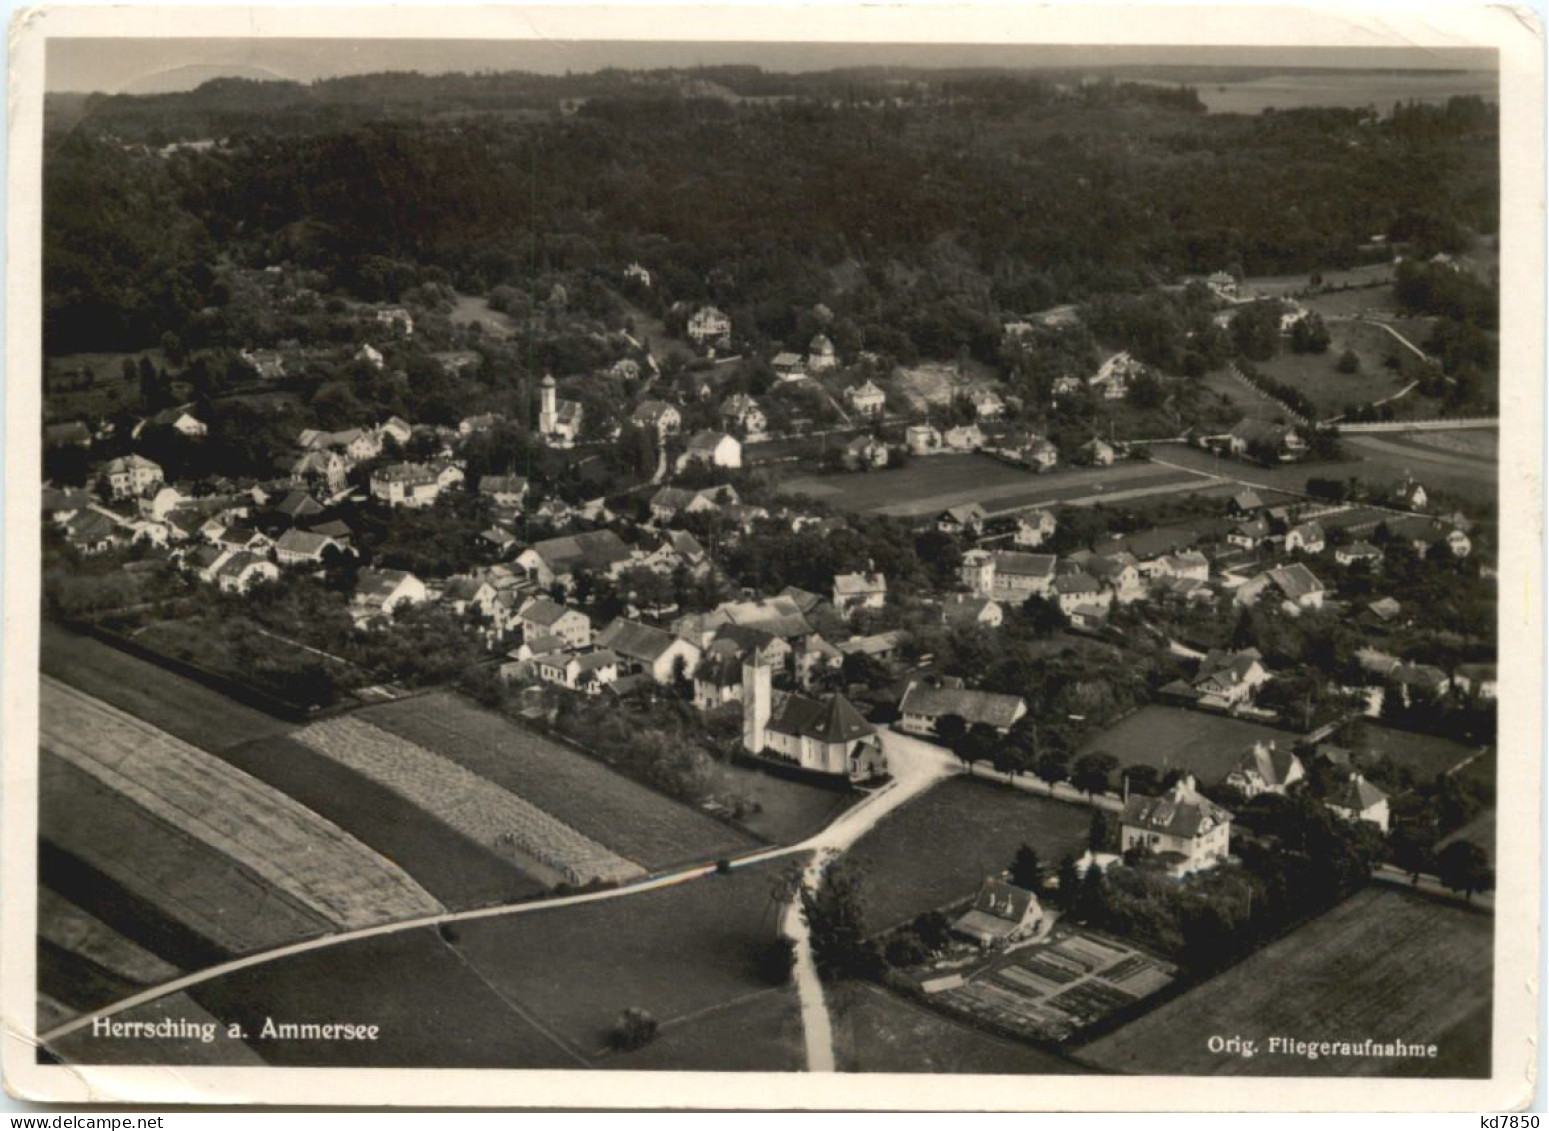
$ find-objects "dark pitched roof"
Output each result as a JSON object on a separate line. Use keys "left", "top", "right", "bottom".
{"left": 767, "top": 691, "right": 874, "bottom": 744}
{"left": 595, "top": 618, "right": 681, "bottom": 663}
{"left": 899, "top": 681, "right": 1026, "bottom": 729}
{"left": 1121, "top": 779, "right": 1231, "bottom": 838}
{"left": 993, "top": 551, "right": 1056, "bottom": 578}
{"left": 1268, "top": 563, "right": 1325, "bottom": 601}
{"left": 1328, "top": 775, "right": 1387, "bottom": 812}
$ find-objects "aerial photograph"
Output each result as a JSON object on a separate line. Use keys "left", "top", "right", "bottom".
{"left": 33, "top": 37, "right": 1500, "bottom": 1081}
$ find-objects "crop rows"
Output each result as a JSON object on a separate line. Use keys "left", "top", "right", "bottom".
{"left": 41, "top": 679, "right": 442, "bottom": 930}
{"left": 37, "top": 886, "right": 182, "bottom": 986}
{"left": 293, "top": 717, "right": 645, "bottom": 886}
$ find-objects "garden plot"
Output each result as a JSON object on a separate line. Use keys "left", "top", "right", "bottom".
{"left": 293, "top": 716, "right": 645, "bottom": 886}
{"left": 41, "top": 679, "right": 440, "bottom": 930}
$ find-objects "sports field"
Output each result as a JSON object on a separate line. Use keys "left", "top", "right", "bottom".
{"left": 1078, "top": 705, "right": 1294, "bottom": 785}
{"left": 777, "top": 455, "right": 1208, "bottom": 519}
{"left": 844, "top": 777, "right": 1090, "bottom": 933}
{"left": 1080, "top": 886, "right": 1493, "bottom": 1077}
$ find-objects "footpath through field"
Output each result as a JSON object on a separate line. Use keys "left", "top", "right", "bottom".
{"left": 38, "top": 727, "right": 962, "bottom": 1062}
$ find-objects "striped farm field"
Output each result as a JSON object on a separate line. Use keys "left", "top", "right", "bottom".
{"left": 293, "top": 716, "right": 645, "bottom": 886}
{"left": 362, "top": 692, "right": 757, "bottom": 869}
{"left": 37, "top": 886, "right": 182, "bottom": 987}
{"left": 40, "top": 754, "right": 334, "bottom": 960}
{"left": 41, "top": 679, "right": 442, "bottom": 930}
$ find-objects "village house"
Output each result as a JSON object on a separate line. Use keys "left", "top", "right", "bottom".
{"left": 795, "top": 633, "right": 844, "bottom": 688}
{"left": 771, "top": 351, "right": 807, "bottom": 380}
{"left": 535, "top": 649, "right": 620, "bottom": 696}
{"left": 63, "top": 508, "right": 122, "bottom": 555}
{"left": 1024, "top": 436, "right": 1060, "bottom": 471}
{"left": 686, "top": 306, "right": 732, "bottom": 348}
{"left": 517, "top": 529, "right": 634, "bottom": 588}
{"left": 1053, "top": 572, "right": 1110, "bottom": 616}
{"left": 1228, "top": 419, "right": 1306, "bottom": 462}
{"left": 629, "top": 399, "right": 681, "bottom": 439}
{"left": 214, "top": 551, "right": 281, "bottom": 595}
{"left": 352, "top": 568, "right": 428, "bottom": 625}
{"left": 624, "top": 261, "right": 652, "bottom": 288}
{"left": 299, "top": 427, "right": 381, "bottom": 463}
{"left": 375, "top": 307, "right": 414, "bottom": 336}
{"left": 595, "top": 618, "right": 703, "bottom": 685}
{"left": 897, "top": 679, "right": 1027, "bottom": 737}
{"left": 942, "top": 594, "right": 1004, "bottom": 629}
{"left": 806, "top": 333, "right": 837, "bottom": 372}
{"left": 1285, "top": 521, "right": 1326, "bottom": 555}
{"left": 1087, "top": 552, "right": 1145, "bottom": 604}
{"left": 692, "top": 643, "right": 746, "bottom": 713}
{"left": 1267, "top": 562, "right": 1327, "bottom": 610}
{"left": 1090, "top": 352, "right": 1143, "bottom": 400}
{"left": 1228, "top": 516, "right": 1271, "bottom": 550}
{"left": 102, "top": 454, "right": 164, "bottom": 499}
{"left": 720, "top": 394, "right": 768, "bottom": 438}
{"left": 842, "top": 435, "right": 889, "bottom": 471}
{"left": 292, "top": 449, "right": 351, "bottom": 495}
{"left": 1394, "top": 478, "right": 1429, "bottom": 510}
{"left": 1153, "top": 551, "right": 1211, "bottom": 583}
{"left": 134, "top": 405, "right": 207, "bottom": 439}
{"left": 1325, "top": 773, "right": 1391, "bottom": 833}
{"left": 832, "top": 570, "right": 888, "bottom": 619}
{"left": 905, "top": 423, "right": 942, "bottom": 455}
{"left": 943, "top": 424, "right": 985, "bottom": 452}
{"left": 741, "top": 651, "right": 886, "bottom": 782}
{"left": 355, "top": 343, "right": 385, "bottom": 370}
{"left": 135, "top": 484, "right": 186, "bottom": 522}
{"left": 844, "top": 380, "right": 887, "bottom": 418}
{"left": 1081, "top": 437, "right": 1117, "bottom": 467}
{"left": 536, "top": 375, "right": 583, "bottom": 448}
{"left": 1014, "top": 509, "right": 1057, "bottom": 549}
{"left": 274, "top": 528, "right": 345, "bottom": 566}
{"left": 458, "top": 413, "right": 501, "bottom": 437}
{"left": 1455, "top": 663, "right": 1498, "bottom": 702}
{"left": 969, "top": 388, "right": 1006, "bottom": 421}
{"left": 937, "top": 503, "right": 988, "bottom": 538}
{"left": 975, "top": 551, "right": 1056, "bottom": 602}
{"left": 1120, "top": 776, "right": 1233, "bottom": 876}
{"left": 1193, "top": 647, "right": 1273, "bottom": 706}
{"left": 516, "top": 597, "right": 592, "bottom": 651}
{"left": 371, "top": 462, "right": 443, "bottom": 508}
{"left": 1224, "top": 741, "right": 1306, "bottom": 798}
{"left": 678, "top": 430, "right": 742, "bottom": 472}
{"left": 650, "top": 484, "right": 738, "bottom": 523}
{"left": 477, "top": 474, "right": 530, "bottom": 509}
{"left": 1229, "top": 489, "right": 1265, "bottom": 516}
{"left": 270, "top": 488, "right": 325, "bottom": 524}
{"left": 952, "top": 878, "right": 1043, "bottom": 947}
{"left": 1336, "top": 540, "right": 1384, "bottom": 567}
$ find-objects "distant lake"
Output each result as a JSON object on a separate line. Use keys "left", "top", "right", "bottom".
{"left": 1141, "top": 70, "right": 1497, "bottom": 115}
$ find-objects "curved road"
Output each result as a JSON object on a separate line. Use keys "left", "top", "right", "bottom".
{"left": 40, "top": 728, "right": 960, "bottom": 1071}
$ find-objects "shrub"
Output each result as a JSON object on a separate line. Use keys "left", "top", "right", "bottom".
{"left": 755, "top": 936, "right": 798, "bottom": 985}
{"left": 610, "top": 1007, "right": 659, "bottom": 1051}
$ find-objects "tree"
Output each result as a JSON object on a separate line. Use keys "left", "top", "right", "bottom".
{"left": 1435, "top": 840, "right": 1493, "bottom": 901}
{"left": 933, "top": 712, "right": 968, "bottom": 754}
{"left": 754, "top": 936, "right": 797, "bottom": 985}
{"left": 1056, "top": 855, "right": 1083, "bottom": 909}
{"left": 1088, "top": 809, "right": 1116, "bottom": 853}
{"left": 1336, "top": 348, "right": 1361, "bottom": 374}
{"left": 800, "top": 863, "right": 882, "bottom": 981}
{"left": 610, "top": 1007, "right": 659, "bottom": 1051}
{"left": 1071, "top": 751, "right": 1119, "bottom": 798}
{"left": 1010, "top": 844, "right": 1043, "bottom": 891}
{"left": 1035, "top": 747, "right": 1071, "bottom": 787}
{"left": 1123, "top": 763, "right": 1164, "bottom": 798}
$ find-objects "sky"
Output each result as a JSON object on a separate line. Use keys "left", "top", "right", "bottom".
{"left": 46, "top": 38, "right": 1498, "bottom": 95}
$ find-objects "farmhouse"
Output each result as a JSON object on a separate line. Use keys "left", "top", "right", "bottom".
{"left": 678, "top": 430, "right": 742, "bottom": 471}
{"left": 537, "top": 375, "right": 583, "bottom": 447}
{"left": 692, "top": 645, "right": 746, "bottom": 712}
{"left": 64, "top": 509, "right": 122, "bottom": 555}
{"left": 897, "top": 679, "right": 1027, "bottom": 736}
{"left": 842, "top": 435, "right": 889, "bottom": 470}
{"left": 1120, "top": 776, "right": 1233, "bottom": 877}
{"left": 1337, "top": 540, "right": 1384, "bottom": 567}
{"left": 275, "top": 528, "right": 345, "bottom": 566}
{"left": 272, "top": 489, "right": 325, "bottom": 523}
{"left": 952, "top": 878, "right": 1043, "bottom": 947}
{"left": 1325, "top": 773, "right": 1391, "bottom": 833}
{"left": 517, "top": 530, "right": 633, "bottom": 587}
{"left": 1054, "top": 572, "right": 1109, "bottom": 615}
{"left": 844, "top": 380, "right": 887, "bottom": 418}
{"left": 595, "top": 618, "right": 702, "bottom": 685}
{"left": 984, "top": 551, "right": 1057, "bottom": 602}
{"left": 651, "top": 484, "right": 738, "bottom": 522}
{"left": 833, "top": 570, "right": 888, "bottom": 619}
{"left": 741, "top": 651, "right": 885, "bottom": 782}
{"left": 102, "top": 455, "right": 164, "bottom": 499}
{"left": 292, "top": 449, "right": 350, "bottom": 494}
{"left": 1224, "top": 742, "right": 1306, "bottom": 798}
{"left": 535, "top": 649, "right": 621, "bottom": 695}
{"left": 1194, "top": 648, "right": 1272, "bottom": 706}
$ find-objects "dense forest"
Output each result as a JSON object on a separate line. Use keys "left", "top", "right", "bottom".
{"left": 44, "top": 67, "right": 1497, "bottom": 361}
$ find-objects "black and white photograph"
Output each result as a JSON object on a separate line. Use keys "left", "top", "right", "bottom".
{"left": 4, "top": 4, "right": 1542, "bottom": 1111}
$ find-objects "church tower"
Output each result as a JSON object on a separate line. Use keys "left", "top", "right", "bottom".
{"left": 741, "top": 648, "right": 771, "bottom": 754}
{"left": 538, "top": 373, "right": 558, "bottom": 434}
